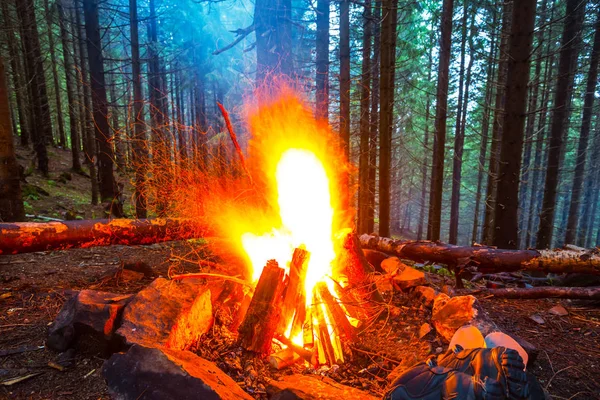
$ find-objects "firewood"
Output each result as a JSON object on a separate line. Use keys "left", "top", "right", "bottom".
{"left": 273, "top": 333, "right": 313, "bottom": 362}
{"left": 312, "top": 291, "right": 337, "bottom": 365}
{"left": 360, "top": 234, "right": 600, "bottom": 276}
{"left": 315, "top": 282, "right": 357, "bottom": 342}
{"left": 237, "top": 260, "right": 286, "bottom": 356}
{"left": 460, "top": 286, "right": 600, "bottom": 299}
{"left": 277, "top": 248, "right": 310, "bottom": 336}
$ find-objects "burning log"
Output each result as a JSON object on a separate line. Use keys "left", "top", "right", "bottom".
{"left": 269, "top": 347, "right": 301, "bottom": 369}
{"left": 315, "top": 281, "right": 357, "bottom": 343}
{"left": 334, "top": 231, "right": 384, "bottom": 320}
{"left": 312, "top": 290, "right": 338, "bottom": 365}
{"left": 237, "top": 260, "right": 286, "bottom": 356}
{"left": 360, "top": 234, "right": 600, "bottom": 276}
{"left": 461, "top": 286, "right": 600, "bottom": 300}
{"left": 0, "top": 218, "right": 210, "bottom": 255}
{"left": 277, "top": 248, "right": 310, "bottom": 338}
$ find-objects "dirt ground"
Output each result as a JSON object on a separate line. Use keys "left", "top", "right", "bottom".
{"left": 1, "top": 242, "right": 599, "bottom": 399}
{"left": 2, "top": 146, "right": 599, "bottom": 399}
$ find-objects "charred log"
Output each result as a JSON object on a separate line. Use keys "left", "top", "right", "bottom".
{"left": 277, "top": 248, "right": 310, "bottom": 337}
{"left": 0, "top": 218, "right": 211, "bottom": 255}
{"left": 360, "top": 234, "right": 600, "bottom": 275}
{"left": 237, "top": 260, "right": 286, "bottom": 356}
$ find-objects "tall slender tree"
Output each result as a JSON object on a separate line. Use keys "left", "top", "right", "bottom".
{"left": 367, "top": 0, "right": 381, "bottom": 234}
{"left": 254, "top": 0, "right": 292, "bottom": 83}
{"left": 0, "top": 56, "right": 24, "bottom": 222}
{"left": 493, "top": 0, "right": 537, "bottom": 249}
{"left": 537, "top": 0, "right": 586, "bottom": 248}
{"left": 315, "top": 0, "right": 329, "bottom": 121}
{"left": 427, "top": 0, "right": 454, "bottom": 241}
{"left": 340, "top": 0, "right": 350, "bottom": 162}
{"left": 44, "top": 0, "right": 66, "bottom": 147}
{"left": 565, "top": 7, "right": 600, "bottom": 244}
{"left": 358, "top": 0, "right": 372, "bottom": 234}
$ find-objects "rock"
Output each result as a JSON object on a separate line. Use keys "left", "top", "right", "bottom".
{"left": 529, "top": 314, "right": 545, "bottom": 325}
{"left": 47, "top": 290, "right": 133, "bottom": 352}
{"left": 267, "top": 374, "right": 378, "bottom": 400}
{"left": 412, "top": 286, "right": 436, "bottom": 308}
{"left": 484, "top": 332, "right": 528, "bottom": 368}
{"left": 448, "top": 326, "right": 485, "bottom": 350}
{"left": 381, "top": 257, "right": 407, "bottom": 274}
{"left": 116, "top": 278, "right": 213, "bottom": 350}
{"left": 548, "top": 305, "right": 568, "bottom": 316}
{"left": 432, "top": 293, "right": 450, "bottom": 316}
{"left": 103, "top": 344, "right": 252, "bottom": 400}
{"left": 431, "top": 295, "right": 498, "bottom": 343}
{"left": 363, "top": 249, "right": 390, "bottom": 274}
{"left": 418, "top": 323, "right": 432, "bottom": 339}
{"left": 117, "top": 269, "right": 144, "bottom": 283}
{"left": 392, "top": 266, "right": 427, "bottom": 291}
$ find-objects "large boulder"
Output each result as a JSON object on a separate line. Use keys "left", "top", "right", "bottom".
{"left": 431, "top": 295, "right": 498, "bottom": 343}
{"left": 47, "top": 290, "right": 133, "bottom": 352}
{"left": 267, "top": 374, "right": 378, "bottom": 400}
{"left": 116, "top": 278, "right": 213, "bottom": 350}
{"left": 102, "top": 344, "right": 252, "bottom": 400}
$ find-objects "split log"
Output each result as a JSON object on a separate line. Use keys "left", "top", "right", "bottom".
{"left": 269, "top": 347, "right": 300, "bottom": 369}
{"left": 360, "top": 234, "right": 600, "bottom": 276}
{"left": 277, "top": 248, "right": 310, "bottom": 337}
{"left": 0, "top": 218, "right": 211, "bottom": 255}
{"left": 312, "top": 290, "right": 337, "bottom": 365}
{"left": 237, "top": 260, "right": 286, "bottom": 356}
{"left": 315, "top": 281, "right": 357, "bottom": 342}
{"left": 461, "top": 286, "right": 600, "bottom": 300}
{"left": 334, "top": 231, "right": 384, "bottom": 320}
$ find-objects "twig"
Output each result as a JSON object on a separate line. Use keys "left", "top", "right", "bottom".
{"left": 545, "top": 365, "right": 575, "bottom": 390}
{"left": 350, "top": 346, "right": 401, "bottom": 365}
{"left": 217, "top": 102, "right": 252, "bottom": 183}
{"left": 169, "top": 272, "right": 253, "bottom": 288}
{"left": 273, "top": 334, "right": 313, "bottom": 363}
{"left": 213, "top": 24, "right": 255, "bottom": 55}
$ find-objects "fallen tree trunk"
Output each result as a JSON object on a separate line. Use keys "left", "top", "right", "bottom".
{"left": 0, "top": 218, "right": 211, "bottom": 255}
{"left": 461, "top": 286, "right": 600, "bottom": 300}
{"left": 359, "top": 235, "right": 600, "bottom": 276}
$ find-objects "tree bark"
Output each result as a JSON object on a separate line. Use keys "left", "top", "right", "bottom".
{"left": 0, "top": 218, "right": 211, "bottom": 255}
{"left": 16, "top": 0, "right": 50, "bottom": 175}
{"left": 0, "top": 56, "right": 24, "bottom": 222}
{"left": 378, "top": 0, "right": 399, "bottom": 237}
{"left": 360, "top": 234, "right": 600, "bottom": 276}
{"left": 367, "top": 0, "right": 381, "bottom": 234}
{"left": 358, "top": 0, "right": 372, "bottom": 234}
{"left": 482, "top": 3, "right": 511, "bottom": 245}
{"left": 427, "top": 0, "right": 454, "bottom": 241}
{"left": 340, "top": 0, "right": 351, "bottom": 165}
{"left": 129, "top": 0, "right": 147, "bottom": 218}
{"left": 44, "top": 0, "right": 66, "bottom": 148}
{"left": 57, "top": 0, "right": 81, "bottom": 172}
{"left": 492, "top": 0, "right": 537, "bottom": 249}
{"left": 315, "top": 0, "right": 329, "bottom": 121}
{"left": 537, "top": 0, "right": 586, "bottom": 248}
{"left": 565, "top": 8, "right": 600, "bottom": 245}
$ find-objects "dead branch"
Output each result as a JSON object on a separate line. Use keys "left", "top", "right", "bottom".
{"left": 217, "top": 102, "right": 252, "bottom": 182}
{"left": 461, "top": 286, "right": 600, "bottom": 299}
{"left": 213, "top": 24, "right": 255, "bottom": 55}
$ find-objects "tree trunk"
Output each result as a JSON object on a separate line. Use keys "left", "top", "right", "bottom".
{"left": 427, "top": 0, "right": 454, "bottom": 241}
{"left": 254, "top": 0, "right": 292, "bottom": 84}
{"left": 580, "top": 123, "right": 600, "bottom": 246}
{"left": 57, "top": 0, "right": 81, "bottom": 172}
{"left": 315, "top": 0, "right": 329, "bottom": 121}
{"left": 0, "top": 218, "right": 211, "bottom": 255}
{"left": 493, "top": 0, "right": 537, "bottom": 249}
{"left": 449, "top": 3, "right": 470, "bottom": 244}
{"left": 0, "top": 56, "right": 24, "bottom": 222}
{"left": 129, "top": 0, "right": 147, "bottom": 218}
{"left": 358, "top": 0, "right": 372, "bottom": 234}
{"left": 44, "top": 0, "right": 66, "bottom": 148}
{"left": 1, "top": 1, "right": 29, "bottom": 147}
{"left": 74, "top": 2, "right": 98, "bottom": 204}
{"left": 340, "top": 0, "right": 351, "bottom": 164}
{"left": 565, "top": 8, "right": 600, "bottom": 244}
{"left": 378, "top": 0, "right": 399, "bottom": 237}
{"left": 83, "top": 0, "right": 117, "bottom": 209}
{"left": 16, "top": 0, "right": 50, "bottom": 175}
{"left": 360, "top": 234, "right": 600, "bottom": 276}
{"left": 537, "top": 0, "right": 586, "bottom": 248}
{"left": 367, "top": 0, "right": 381, "bottom": 234}
{"left": 461, "top": 286, "right": 600, "bottom": 300}
{"left": 472, "top": 6, "right": 498, "bottom": 244}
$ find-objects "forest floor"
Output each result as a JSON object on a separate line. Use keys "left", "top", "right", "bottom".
{"left": 1, "top": 147, "right": 599, "bottom": 399}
